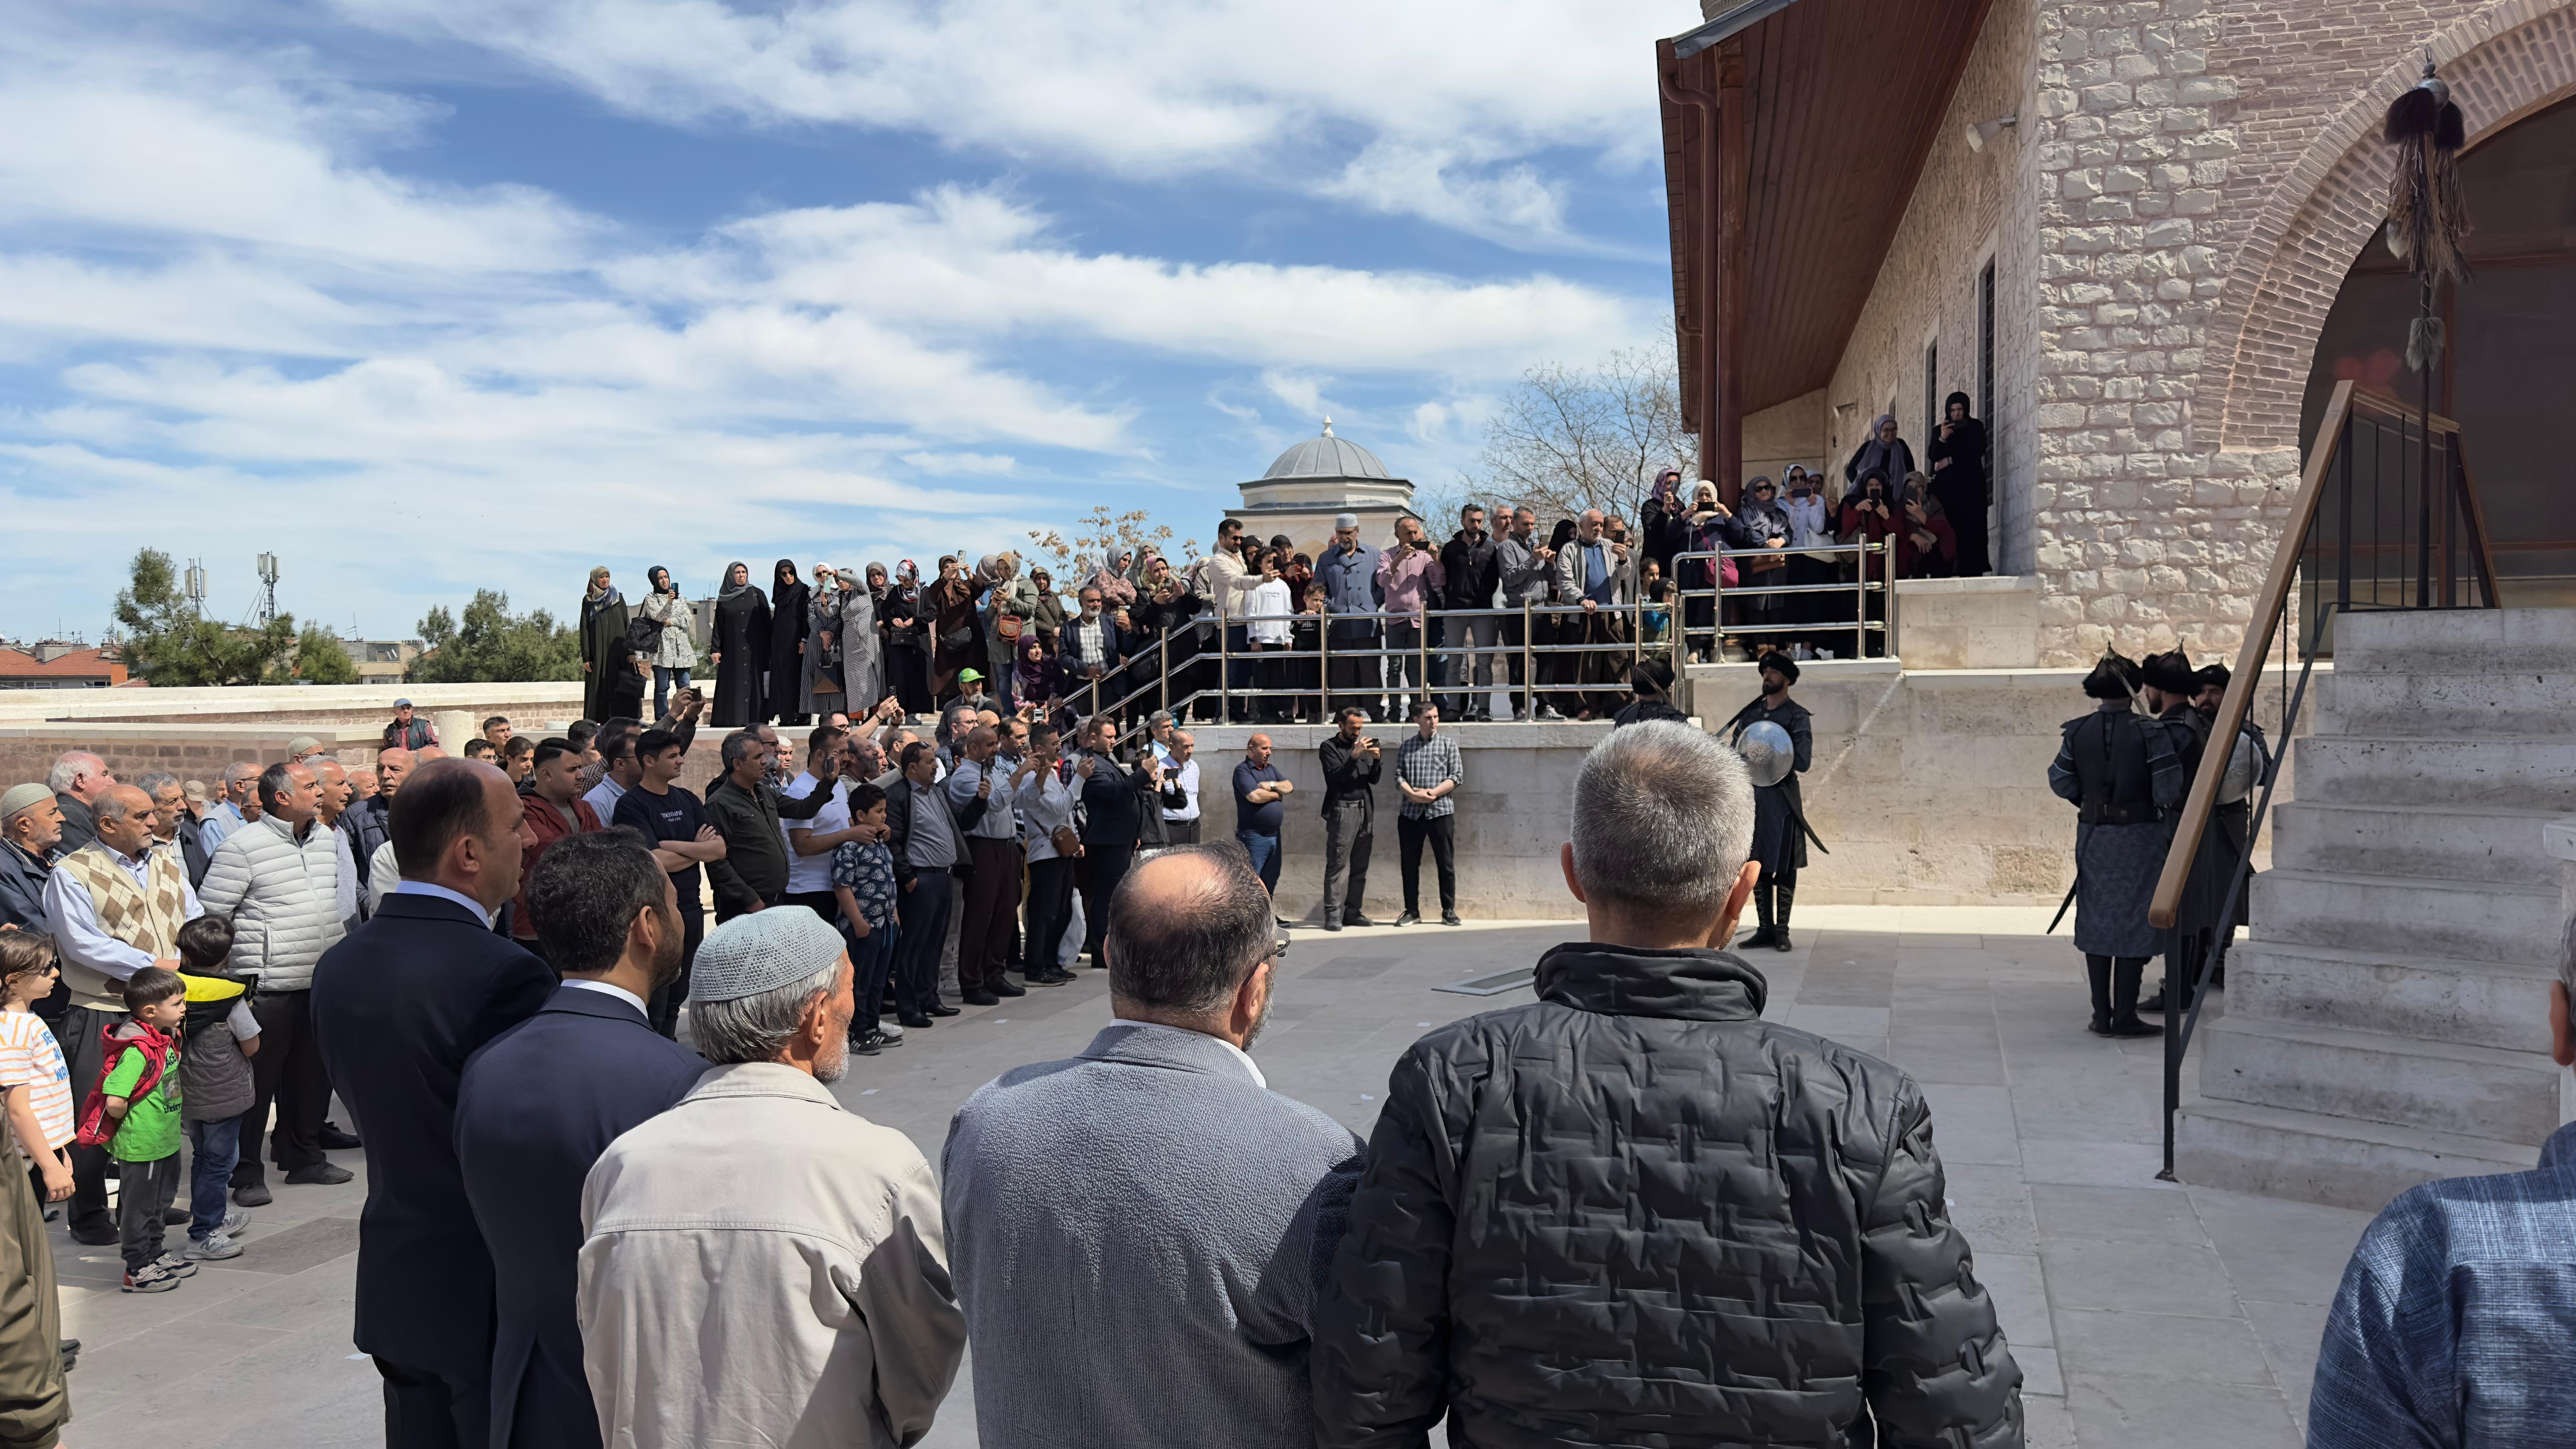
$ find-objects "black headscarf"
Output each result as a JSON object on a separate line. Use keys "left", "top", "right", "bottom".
{"left": 648, "top": 566, "right": 676, "bottom": 596}
{"left": 1547, "top": 518, "right": 1579, "bottom": 551}
{"left": 771, "top": 558, "right": 801, "bottom": 605}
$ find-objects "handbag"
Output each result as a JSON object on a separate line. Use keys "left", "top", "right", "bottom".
{"left": 941, "top": 625, "right": 976, "bottom": 652}
{"left": 623, "top": 614, "right": 665, "bottom": 657}
{"left": 1743, "top": 551, "right": 1788, "bottom": 575}
{"left": 996, "top": 615, "right": 1024, "bottom": 642}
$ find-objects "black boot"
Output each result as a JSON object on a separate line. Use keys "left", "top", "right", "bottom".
{"left": 1772, "top": 878, "right": 1796, "bottom": 951}
{"left": 2107, "top": 957, "right": 2161, "bottom": 1036}
{"left": 1740, "top": 880, "right": 1776, "bottom": 950}
{"left": 2084, "top": 954, "right": 2114, "bottom": 1034}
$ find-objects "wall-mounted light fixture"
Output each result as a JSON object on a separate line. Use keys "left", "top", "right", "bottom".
{"left": 1963, "top": 113, "right": 2020, "bottom": 152}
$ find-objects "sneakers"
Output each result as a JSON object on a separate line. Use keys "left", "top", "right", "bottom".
{"left": 219, "top": 1208, "right": 250, "bottom": 1236}
{"left": 181, "top": 1234, "right": 244, "bottom": 1262}
{"left": 876, "top": 1019, "right": 905, "bottom": 1041}
{"left": 122, "top": 1264, "right": 181, "bottom": 1294}
{"left": 152, "top": 1252, "right": 199, "bottom": 1278}
{"left": 283, "top": 1162, "right": 354, "bottom": 1186}
{"left": 1535, "top": 705, "right": 1567, "bottom": 721}
{"left": 847, "top": 1029, "right": 882, "bottom": 1057}
{"left": 1441, "top": 913, "right": 1463, "bottom": 926}
{"left": 1394, "top": 912, "right": 1421, "bottom": 927}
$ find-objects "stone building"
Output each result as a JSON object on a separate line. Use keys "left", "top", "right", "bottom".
{"left": 1662, "top": 0, "right": 2576, "bottom": 666}
{"left": 1225, "top": 420, "right": 1418, "bottom": 561}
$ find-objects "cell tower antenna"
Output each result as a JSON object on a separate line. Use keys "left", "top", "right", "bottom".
{"left": 184, "top": 558, "right": 206, "bottom": 608}
{"left": 255, "top": 553, "right": 280, "bottom": 625}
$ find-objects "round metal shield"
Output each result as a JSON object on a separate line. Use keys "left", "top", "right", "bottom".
{"left": 1738, "top": 720, "right": 1794, "bottom": 788}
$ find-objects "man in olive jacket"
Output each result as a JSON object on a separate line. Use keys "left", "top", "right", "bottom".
{"left": 1314, "top": 721, "right": 2023, "bottom": 1449}
{"left": 701, "top": 729, "right": 834, "bottom": 921}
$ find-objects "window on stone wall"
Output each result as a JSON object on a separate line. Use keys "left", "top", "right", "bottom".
{"left": 1923, "top": 342, "right": 1939, "bottom": 444}
{"left": 1979, "top": 259, "right": 1996, "bottom": 486}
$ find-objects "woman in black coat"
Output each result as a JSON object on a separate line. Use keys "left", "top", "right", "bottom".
{"left": 766, "top": 558, "right": 810, "bottom": 727}
{"left": 709, "top": 560, "right": 771, "bottom": 727}
{"left": 1926, "top": 391, "right": 1991, "bottom": 577}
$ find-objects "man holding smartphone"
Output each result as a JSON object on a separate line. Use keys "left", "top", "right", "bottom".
{"left": 1317, "top": 708, "right": 1381, "bottom": 931}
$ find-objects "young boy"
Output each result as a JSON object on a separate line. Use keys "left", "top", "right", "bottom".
{"left": 173, "top": 916, "right": 259, "bottom": 1261}
{"left": 91, "top": 968, "right": 189, "bottom": 1293}
{"left": 829, "top": 783, "right": 900, "bottom": 1056}
{"left": 0, "top": 933, "right": 76, "bottom": 1213}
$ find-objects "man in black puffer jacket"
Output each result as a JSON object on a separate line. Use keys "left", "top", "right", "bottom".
{"left": 1315, "top": 720, "right": 2023, "bottom": 1448}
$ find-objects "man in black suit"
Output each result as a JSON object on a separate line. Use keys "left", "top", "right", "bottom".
{"left": 311, "top": 759, "right": 553, "bottom": 1449}
{"left": 455, "top": 831, "right": 703, "bottom": 1449}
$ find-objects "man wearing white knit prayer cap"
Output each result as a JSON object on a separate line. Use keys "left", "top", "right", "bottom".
{"left": 577, "top": 906, "right": 964, "bottom": 1449}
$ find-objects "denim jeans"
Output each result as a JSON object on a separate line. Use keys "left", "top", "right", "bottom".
{"left": 846, "top": 918, "right": 898, "bottom": 1032}
{"left": 1237, "top": 830, "right": 1281, "bottom": 896}
{"left": 653, "top": 666, "right": 692, "bottom": 718}
{"left": 185, "top": 1116, "right": 242, "bottom": 1241}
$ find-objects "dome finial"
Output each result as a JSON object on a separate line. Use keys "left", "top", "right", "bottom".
{"left": 1321, "top": 416, "right": 1334, "bottom": 438}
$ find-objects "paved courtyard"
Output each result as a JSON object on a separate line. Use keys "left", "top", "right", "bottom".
{"left": 52, "top": 907, "right": 2367, "bottom": 1448}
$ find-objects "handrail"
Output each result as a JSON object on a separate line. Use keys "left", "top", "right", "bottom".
{"left": 2146, "top": 379, "right": 2352, "bottom": 932}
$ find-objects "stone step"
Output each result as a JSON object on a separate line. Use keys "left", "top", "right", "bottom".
{"left": 2315, "top": 669, "right": 2576, "bottom": 737}
{"left": 2252, "top": 869, "right": 2562, "bottom": 966}
{"left": 2198, "top": 1014, "right": 2561, "bottom": 1146}
{"left": 2290, "top": 735, "right": 2576, "bottom": 811}
{"left": 2225, "top": 940, "right": 2557, "bottom": 1053}
{"left": 2329, "top": 607, "right": 2576, "bottom": 676}
{"left": 2270, "top": 800, "right": 2562, "bottom": 889}
{"left": 2175, "top": 1097, "right": 2539, "bottom": 1215}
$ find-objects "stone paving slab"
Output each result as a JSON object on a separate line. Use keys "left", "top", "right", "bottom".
{"left": 46, "top": 906, "right": 2372, "bottom": 1445}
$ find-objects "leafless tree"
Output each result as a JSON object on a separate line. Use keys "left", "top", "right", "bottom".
{"left": 1458, "top": 343, "right": 1697, "bottom": 529}
{"left": 1026, "top": 506, "right": 1197, "bottom": 590}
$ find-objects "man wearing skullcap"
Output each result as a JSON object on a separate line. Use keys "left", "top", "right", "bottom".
{"left": 1314, "top": 513, "right": 1384, "bottom": 721}
{"left": 0, "top": 785, "right": 62, "bottom": 936}
{"left": 579, "top": 906, "right": 964, "bottom": 1449}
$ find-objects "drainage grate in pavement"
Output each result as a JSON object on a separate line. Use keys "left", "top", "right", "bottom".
{"left": 1302, "top": 956, "right": 1399, "bottom": 981}
{"left": 1434, "top": 968, "right": 1536, "bottom": 996}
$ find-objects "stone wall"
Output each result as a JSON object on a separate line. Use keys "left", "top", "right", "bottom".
{"left": 1742, "top": 387, "right": 1828, "bottom": 487}
{"left": 1893, "top": 576, "right": 2043, "bottom": 668}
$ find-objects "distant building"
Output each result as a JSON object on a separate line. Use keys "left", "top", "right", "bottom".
{"left": 0, "top": 642, "right": 130, "bottom": 689}
{"left": 1229, "top": 420, "right": 1417, "bottom": 562}
{"left": 342, "top": 639, "right": 422, "bottom": 685}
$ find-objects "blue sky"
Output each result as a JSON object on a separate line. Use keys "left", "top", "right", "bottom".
{"left": 0, "top": 0, "right": 1690, "bottom": 641}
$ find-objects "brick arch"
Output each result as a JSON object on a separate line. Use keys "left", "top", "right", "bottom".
{"left": 2198, "top": 0, "right": 2576, "bottom": 453}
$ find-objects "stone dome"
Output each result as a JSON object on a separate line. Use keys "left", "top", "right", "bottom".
{"left": 1261, "top": 420, "right": 1392, "bottom": 481}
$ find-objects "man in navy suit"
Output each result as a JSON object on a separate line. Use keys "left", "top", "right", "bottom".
{"left": 312, "top": 759, "right": 554, "bottom": 1449}
{"left": 456, "top": 830, "right": 704, "bottom": 1449}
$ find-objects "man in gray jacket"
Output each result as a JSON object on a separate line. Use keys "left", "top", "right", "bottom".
{"left": 943, "top": 843, "right": 1363, "bottom": 1449}
{"left": 200, "top": 761, "right": 352, "bottom": 1191}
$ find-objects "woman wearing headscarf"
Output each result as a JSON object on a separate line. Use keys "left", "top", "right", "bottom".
{"left": 883, "top": 561, "right": 931, "bottom": 717}
{"left": 767, "top": 558, "right": 811, "bottom": 727}
{"left": 1734, "top": 475, "right": 1796, "bottom": 655}
{"left": 1836, "top": 471, "right": 1899, "bottom": 657}
{"left": 1895, "top": 473, "right": 1960, "bottom": 579}
{"left": 838, "top": 563, "right": 884, "bottom": 712}
{"left": 1780, "top": 467, "right": 1836, "bottom": 657}
{"left": 1926, "top": 391, "right": 1991, "bottom": 577}
{"left": 708, "top": 561, "right": 771, "bottom": 727}
{"left": 1677, "top": 480, "right": 1749, "bottom": 661}
{"left": 579, "top": 566, "right": 630, "bottom": 723}
{"left": 979, "top": 552, "right": 1039, "bottom": 712}
{"left": 1638, "top": 466, "right": 1689, "bottom": 577}
{"left": 638, "top": 566, "right": 697, "bottom": 718}
{"left": 927, "top": 555, "right": 980, "bottom": 704}
{"left": 1843, "top": 413, "right": 1916, "bottom": 494}
{"left": 1027, "top": 567, "right": 1068, "bottom": 652}
{"left": 1013, "top": 635, "right": 1063, "bottom": 717}
{"left": 1092, "top": 551, "right": 1139, "bottom": 611}
{"left": 1535, "top": 517, "right": 1583, "bottom": 716}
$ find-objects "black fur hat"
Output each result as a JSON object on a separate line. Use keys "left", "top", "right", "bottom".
{"left": 1757, "top": 650, "right": 1800, "bottom": 684}
{"left": 2140, "top": 649, "right": 2199, "bottom": 695}
{"left": 2082, "top": 651, "right": 2141, "bottom": 701}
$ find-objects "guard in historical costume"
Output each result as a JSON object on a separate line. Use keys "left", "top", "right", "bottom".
{"left": 2139, "top": 650, "right": 2229, "bottom": 1012}
{"left": 2193, "top": 663, "right": 2272, "bottom": 943}
{"left": 2047, "top": 653, "right": 2176, "bottom": 1036}
{"left": 1724, "top": 651, "right": 1816, "bottom": 952}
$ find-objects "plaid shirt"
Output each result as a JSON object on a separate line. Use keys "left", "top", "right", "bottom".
{"left": 829, "top": 838, "right": 899, "bottom": 929}
{"left": 2309, "top": 1119, "right": 2576, "bottom": 1447}
{"left": 1394, "top": 732, "right": 1463, "bottom": 819}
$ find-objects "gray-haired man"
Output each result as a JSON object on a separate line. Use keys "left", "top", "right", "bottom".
{"left": 945, "top": 844, "right": 1362, "bottom": 1449}
{"left": 1316, "top": 721, "right": 2022, "bottom": 1446}
{"left": 580, "top": 907, "right": 963, "bottom": 1449}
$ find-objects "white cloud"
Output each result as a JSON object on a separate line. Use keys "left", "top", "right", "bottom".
{"left": 327, "top": 0, "right": 1675, "bottom": 247}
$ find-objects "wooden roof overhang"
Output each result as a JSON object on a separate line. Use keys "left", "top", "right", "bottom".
{"left": 1659, "top": 0, "right": 1995, "bottom": 498}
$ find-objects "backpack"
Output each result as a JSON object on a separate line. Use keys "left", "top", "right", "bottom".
{"left": 74, "top": 1020, "right": 171, "bottom": 1149}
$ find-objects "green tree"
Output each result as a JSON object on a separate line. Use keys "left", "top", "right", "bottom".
{"left": 292, "top": 625, "right": 359, "bottom": 685}
{"left": 112, "top": 549, "right": 297, "bottom": 686}
{"left": 410, "top": 590, "right": 583, "bottom": 683}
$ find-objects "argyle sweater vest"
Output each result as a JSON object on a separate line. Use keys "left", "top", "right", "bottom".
{"left": 57, "top": 844, "right": 187, "bottom": 1011}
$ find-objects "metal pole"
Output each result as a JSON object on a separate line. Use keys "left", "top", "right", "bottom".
{"left": 1853, "top": 543, "right": 1866, "bottom": 660}
{"left": 1418, "top": 610, "right": 1431, "bottom": 720}
{"left": 1522, "top": 598, "right": 1534, "bottom": 721}
{"left": 1219, "top": 614, "right": 1230, "bottom": 724}
{"left": 2415, "top": 278, "right": 2435, "bottom": 609}
{"left": 1318, "top": 609, "right": 1330, "bottom": 723}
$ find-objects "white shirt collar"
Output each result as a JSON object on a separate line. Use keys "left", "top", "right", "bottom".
{"left": 391, "top": 879, "right": 499, "bottom": 927}
{"left": 560, "top": 978, "right": 648, "bottom": 1016}
{"left": 1113, "top": 1019, "right": 1266, "bottom": 1089}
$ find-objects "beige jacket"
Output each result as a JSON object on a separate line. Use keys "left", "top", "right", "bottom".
{"left": 578, "top": 1063, "right": 965, "bottom": 1449}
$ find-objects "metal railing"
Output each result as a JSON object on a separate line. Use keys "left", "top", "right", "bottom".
{"left": 2147, "top": 379, "right": 2500, "bottom": 1181}
{"left": 1045, "top": 600, "right": 1666, "bottom": 754}
{"left": 1668, "top": 539, "right": 1896, "bottom": 665}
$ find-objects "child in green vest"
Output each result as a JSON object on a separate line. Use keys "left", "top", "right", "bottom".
{"left": 94, "top": 969, "right": 187, "bottom": 1293}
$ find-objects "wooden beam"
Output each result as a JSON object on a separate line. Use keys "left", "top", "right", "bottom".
{"left": 1716, "top": 37, "right": 1748, "bottom": 503}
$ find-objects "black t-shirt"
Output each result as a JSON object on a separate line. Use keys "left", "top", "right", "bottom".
{"left": 1234, "top": 760, "right": 1285, "bottom": 837}
{"left": 612, "top": 782, "right": 709, "bottom": 911}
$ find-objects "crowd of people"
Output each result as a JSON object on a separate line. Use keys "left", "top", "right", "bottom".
{"left": 554, "top": 445, "right": 1995, "bottom": 745}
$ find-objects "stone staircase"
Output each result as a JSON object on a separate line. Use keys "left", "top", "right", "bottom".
{"left": 2175, "top": 607, "right": 2576, "bottom": 1213}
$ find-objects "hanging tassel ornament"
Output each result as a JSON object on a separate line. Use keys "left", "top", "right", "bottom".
{"left": 2380, "top": 54, "right": 2471, "bottom": 290}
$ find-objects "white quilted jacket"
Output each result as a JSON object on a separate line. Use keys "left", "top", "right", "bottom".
{"left": 199, "top": 814, "right": 348, "bottom": 992}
